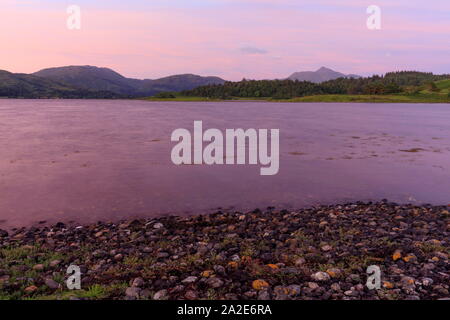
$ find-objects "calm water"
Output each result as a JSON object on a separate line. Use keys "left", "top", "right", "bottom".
{"left": 1, "top": 99, "right": 449, "bottom": 229}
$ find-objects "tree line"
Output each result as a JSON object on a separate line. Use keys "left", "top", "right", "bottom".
{"left": 182, "top": 71, "right": 450, "bottom": 99}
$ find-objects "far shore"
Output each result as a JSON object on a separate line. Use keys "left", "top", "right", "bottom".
{"left": 140, "top": 94, "right": 450, "bottom": 103}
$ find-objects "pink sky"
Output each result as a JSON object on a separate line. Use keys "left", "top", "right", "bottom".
{"left": 0, "top": 0, "right": 449, "bottom": 80}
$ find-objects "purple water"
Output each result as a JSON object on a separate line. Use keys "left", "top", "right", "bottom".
{"left": 1, "top": 99, "right": 449, "bottom": 229}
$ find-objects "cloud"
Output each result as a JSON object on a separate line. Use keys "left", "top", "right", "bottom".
{"left": 240, "top": 46, "right": 268, "bottom": 55}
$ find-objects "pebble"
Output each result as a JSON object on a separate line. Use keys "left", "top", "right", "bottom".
{"left": 311, "top": 271, "right": 331, "bottom": 282}
{"left": 153, "top": 289, "right": 168, "bottom": 300}
{"left": 182, "top": 276, "right": 198, "bottom": 284}
{"left": 44, "top": 278, "right": 60, "bottom": 290}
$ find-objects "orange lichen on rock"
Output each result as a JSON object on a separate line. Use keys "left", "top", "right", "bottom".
{"left": 252, "top": 279, "right": 270, "bottom": 290}
{"left": 392, "top": 250, "right": 402, "bottom": 261}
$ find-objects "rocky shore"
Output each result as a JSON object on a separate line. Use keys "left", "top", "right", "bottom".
{"left": 0, "top": 201, "right": 449, "bottom": 300}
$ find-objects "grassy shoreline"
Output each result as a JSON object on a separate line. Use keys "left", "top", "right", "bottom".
{"left": 141, "top": 93, "right": 450, "bottom": 103}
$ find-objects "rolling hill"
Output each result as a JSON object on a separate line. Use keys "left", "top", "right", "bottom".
{"left": 0, "top": 70, "right": 120, "bottom": 98}
{"left": 33, "top": 66, "right": 225, "bottom": 97}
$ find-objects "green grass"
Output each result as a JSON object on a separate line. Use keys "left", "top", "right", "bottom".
{"left": 276, "top": 93, "right": 450, "bottom": 103}
{"left": 435, "top": 79, "right": 450, "bottom": 93}
{"left": 140, "top": 93, "right": 450, "bottom": 104}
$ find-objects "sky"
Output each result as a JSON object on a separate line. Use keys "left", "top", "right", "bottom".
{"left": 0, "top": 0, "right": 449, "bottom": 80}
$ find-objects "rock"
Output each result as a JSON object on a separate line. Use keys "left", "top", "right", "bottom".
{"left": 94, "top": 231, "right": 104, "bottom": 238}
{"left": 355, "top": 284, "right": 365, "bottom": 291}
{"left": 331, "top": 283, "right": 341, "bottom": 292}
{"left": 433, "top": 285, "right": 449, "bottom": 295}
{"left": 0, "top": 275, "right": 10, "bottom": 285}
{"left": 206, "top": 277, "right": 224, "bottom": 288}
{"left": 400, "top": 276, "right": 415, "bottom": 287}
{"left": 402, "top": 254, "right": 418, "bottom": 263}
{"left": 125, "top": 287, "right": 141, "bottom": 299}
{"left": 44, "top": 278, "right": 60, "bottom": 290}
{"left": 321, "top": 244, "right": 332, "bottom": 252}
{"left": 311, "top": 271, "right": 330, "bottom": 282}
{"left": 307, "top": 282, "right": 319, "bottom": 289}
{"left": 24, "top": 285, "right": 38, "bottom": 293}
{"left": 184, "top": 290, "right": 198, "bottom": 300}
{"left": 294, "top": 257, "right": 306, "bottom": 266}
{"left": 0, "top": 229, "right": 9, "bottom": 238}
{"left": 344, "top": 290, "right": 356, "bottom": 296}
{"left": 421, "top": 278, "right": 433, "bottom": 286}
{"left": 153, "top": 289, "right": 168, "bottom": 300}
{"left": 114, "top": 254, "right": 123, "bottom": 261}
{"left": 132, "top": 277, "right": 145, "bottom": 288}
{"left": 346, "top": 274, "right": 362, "bottom": 283}
{"left": 273, "top": 286, "right": 291, "bottom": 300}
{"left": 257, "top": 290, "right": 271, "bottom": 300}
{"left": 153, "top": 223, "right": 164, "bottom": 229}
{"left": 252, "top": 279, "right": 270, "bottom": 290}
{"left": 287, "top": 285, "right": 301, "bottom": 296}
{"left": 140, "top": 289, "right": 151, "bottom": 299}
{"left": 392, "top": 250, "right": 402, "bottom": 261}
{"left": 326, "top": 268, "right": 342, "bottom": 278}
{"left": 200, "top": 270, "right": 214, "bottom": 278}
{"left": 157, "top": 252, "right": 169, "bottom": 259}
{"left": 182, "top": 276, "right": 198, "bottom": 284}
{"left": 32, "top": 264, "right": 44, "bottom": 271}
{"left": 49, "top": 260, "right": 61, "bottom": 268}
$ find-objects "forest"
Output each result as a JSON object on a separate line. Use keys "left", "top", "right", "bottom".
{"left": 182, "top": 71, "right": 450, "bottom": 99}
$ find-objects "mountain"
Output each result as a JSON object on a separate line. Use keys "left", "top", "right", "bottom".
{"left": 139, "top": 74, "right": 226, "bottom": 94}
{"left": 33, "top": 66, "right": 140, "bottom": 95}
{"left": 0, "top": 69, "right": 120, "bottom": 98}
{"left": 288, "top": 67, "right": 361, "bottom": 83}
{"left": 33, "top": 65, "right": 225, "bottom": 96}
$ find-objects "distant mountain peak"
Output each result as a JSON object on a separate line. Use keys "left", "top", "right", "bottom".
{"left": 288, "top": 67, "right": 361, "bottom": 83}
{"left": 317, "top": 66, "right": 333, "bottom": 72}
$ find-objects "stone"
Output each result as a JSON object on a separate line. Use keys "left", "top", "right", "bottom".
{"left": 257, "top": 290, "right": 271, "bottom": 300}
{"left": 153, "top": 223, "right": 164, "bottom": 229}
{"left": 392, "top": 250, "right": 402, "bottom": 261}
{"left": 157, "top": 252, "right": 170, "bottom": 259}
{"left": 421, "top": 278, "right": 433, "bottom": 286}
{"left": 49, "top": 260, "right": 61, "bottom": 268}
{"left": 153, "top": 289, "right": 168, "bottom": 300}
{"left": 125, "top": 287, "right": 141, "bottom": 299}
{"left": 24, "top": 285, "right": 38, "bottom": 293}
{"left": 331, "top": 283, "right": 341, "bottom": 291}
{"left": 311, "top": 271, "right": 330, "bottom": 282}
{"left": 182, "top": 276, "right": 198, "bottom": 284}
{"left": 200, "top": 270, "right": 214, "bottom": 278}
{"left": 32, "top": 264, "right": 44, "bottom": 271}
{"left": 184, "top": 290, "right": 198, "bottom": 300}
{"left": 326, "top": 268, "right": 342, "bottom": 278}
{"left": 308, "top": 282, "right": 319, "bottom": 289}
{"left": 294, "top": 257, "right": 306, "bottom": 266}
{"left": 207, "top": 277, "right": 224, "bottom": 288}
{"left": 44, "top": 278, "right": 60, "bottom": 290}
{"left": 132, "top": 277, "right": 145, "bottom": 287}
{"left": 252, "top": 279, "right": 270, "bottom": 290}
